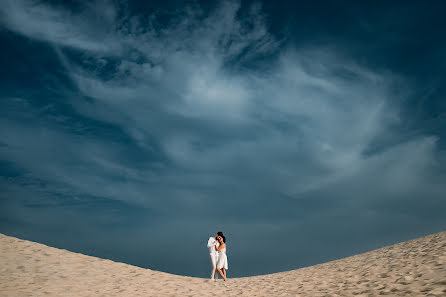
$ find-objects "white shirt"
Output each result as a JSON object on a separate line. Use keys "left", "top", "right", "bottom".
{"left": 207, "top": 237, "right": 219, "bottom": 255}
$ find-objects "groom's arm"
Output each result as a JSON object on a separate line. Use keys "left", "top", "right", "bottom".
{"left": 207, "top": 237, "right": 214, "bottom": 248}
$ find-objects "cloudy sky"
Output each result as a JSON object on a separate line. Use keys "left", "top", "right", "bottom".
{"left": 1, "top": 0, "right": 445, "bottom": 277}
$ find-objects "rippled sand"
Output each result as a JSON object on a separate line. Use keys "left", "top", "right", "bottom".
{"left": 1, "top": 231, "right": 445, "bottom": 296}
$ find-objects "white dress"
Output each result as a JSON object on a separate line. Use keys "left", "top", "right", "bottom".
{"left": 216, "top": 247, "right": 228, "bottom": 270}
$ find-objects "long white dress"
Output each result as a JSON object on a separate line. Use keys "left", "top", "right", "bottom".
{"left": 216, "top": 247, "right": 228, "bottom": 270}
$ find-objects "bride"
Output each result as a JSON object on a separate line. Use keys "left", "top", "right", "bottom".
{"left": 214, "top": 235, "right": 228, "bottom": 281}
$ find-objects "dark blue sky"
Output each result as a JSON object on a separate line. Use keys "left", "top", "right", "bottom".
{"left": 1, "top": 0, "right": 445, "bottom": 277}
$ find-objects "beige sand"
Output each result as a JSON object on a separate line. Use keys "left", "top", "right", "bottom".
{"left": 1, "top": 231, "right": 445, "bottom": 297}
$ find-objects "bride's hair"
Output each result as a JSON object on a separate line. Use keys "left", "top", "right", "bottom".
{"left": 217, "top": 232, "right": 226, "bottom": 243}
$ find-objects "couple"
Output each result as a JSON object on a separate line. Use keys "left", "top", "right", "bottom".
{"left": 207, "top": 231, "right": 229, "bottom": 281}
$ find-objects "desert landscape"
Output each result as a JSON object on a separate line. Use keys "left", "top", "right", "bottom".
{"left": 2, "top": 1, "right": 446, "bottom": 296}
{"left": 1, "top": 231, "right": 445, "bottom": 297}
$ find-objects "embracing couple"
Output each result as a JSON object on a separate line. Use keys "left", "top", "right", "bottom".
{"left": 207, "top": 231, "right": 229, "bottom": 281}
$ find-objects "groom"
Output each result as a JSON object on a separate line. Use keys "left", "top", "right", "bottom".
{"left": 207, "top": 231, "right": 223, "bottom": 280}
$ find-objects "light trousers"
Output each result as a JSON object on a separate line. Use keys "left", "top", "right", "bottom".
{"left": 210, "top": 254, "right": 218, "bottom": 279}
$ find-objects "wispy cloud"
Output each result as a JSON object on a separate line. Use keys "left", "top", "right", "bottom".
{"left": 1, "top": 0, "right": 444, "bottom": 208}
{"left": 1, "top": 0, "right": 120, "bottom": 53}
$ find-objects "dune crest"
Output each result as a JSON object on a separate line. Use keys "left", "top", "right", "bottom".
{"left": 1, "top": 231, "right": 445, "bottom": 296}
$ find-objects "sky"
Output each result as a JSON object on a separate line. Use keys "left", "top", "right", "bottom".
{"left": 0, "top": 0, "right": 445, "bottom": 277}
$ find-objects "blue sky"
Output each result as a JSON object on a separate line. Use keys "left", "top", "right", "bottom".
{"left": 1, "top": 0, "right": 445, "bottom": 277}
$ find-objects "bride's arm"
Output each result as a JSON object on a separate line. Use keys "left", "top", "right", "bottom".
{"left": 215, "top": 243, "right": 225, "bottom": 251}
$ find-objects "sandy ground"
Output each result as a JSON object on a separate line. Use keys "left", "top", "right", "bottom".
{"left": 1, "top": 231, "right": 445, "bottom": 297}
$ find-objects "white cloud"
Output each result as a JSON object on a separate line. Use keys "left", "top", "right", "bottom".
{"left": 0, "top": 0, "right": 121, "bottom": 53}
{"left": 1, "top": 0, "right": 444, "bottom": 217}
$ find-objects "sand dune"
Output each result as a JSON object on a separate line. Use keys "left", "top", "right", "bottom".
{"left": 1, "top": 231, "right": 445, "bottom": 297}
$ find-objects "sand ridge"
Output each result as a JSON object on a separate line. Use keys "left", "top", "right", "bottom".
{"left": 1, "top": 231, "right": 445, "bottom": 296}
